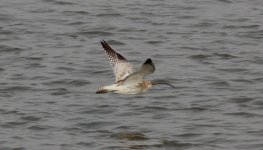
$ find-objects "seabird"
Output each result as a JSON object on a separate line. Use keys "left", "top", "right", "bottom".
{"left": 96, "top": 40, "right": 173, "bottom": 94}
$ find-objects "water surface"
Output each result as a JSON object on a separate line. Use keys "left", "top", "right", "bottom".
{"left": 1, "top": 0, "right": 263, "bottom": 149}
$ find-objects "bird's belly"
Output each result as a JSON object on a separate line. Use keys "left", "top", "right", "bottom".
{"left": 102, "top": 83, "right": 151, "bottom": 95}
{"left": 113, "top": 85, "right": 147, "bottom": 95}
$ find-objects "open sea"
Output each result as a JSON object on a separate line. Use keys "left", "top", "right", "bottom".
{"left": 1, "top": 0, "right": 263, "bottom": 149}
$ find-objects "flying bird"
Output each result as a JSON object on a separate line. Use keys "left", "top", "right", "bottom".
{"left": 96, "top": 40, "right": 174, "bottom": 94}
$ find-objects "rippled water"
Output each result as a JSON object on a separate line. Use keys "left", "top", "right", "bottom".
{"left": 1, "top": 0, "right": 263, "bottom": 149}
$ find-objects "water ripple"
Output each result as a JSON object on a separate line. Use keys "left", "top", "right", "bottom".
{"left": 1, "top": 0, "right": 263, "bottom": 149}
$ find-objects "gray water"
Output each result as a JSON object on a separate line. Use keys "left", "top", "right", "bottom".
{"left": 1, "top": 0, "right": 263, "bottom": 149}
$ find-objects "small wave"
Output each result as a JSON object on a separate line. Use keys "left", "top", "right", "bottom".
{"left": 224, "top": 111, "right": 262, "bottom": 117}
{"left": 43, "top": 79, "right": 90, "bottom": 86}
{"left": 175, "top": 133, "right": 202, "bottom": 138}
{"left": 161, "top": 140, "right": 196, "bottom": 148}
{"left": 0, "top": 45, "right": 24, "bottom": 53}
{"left": 77, "top": 121, "right": 116, "bottom": 129}
{"left": 207, "top": 81, "right": 230, "bottom": 87}
{"left": 42, "top": 0, "right": 75, "bottom": 5}
{"left": 77, "top": 31, "right": 113, "bottom": 37}
{"left": 49, "top": 88, "right": 70, "bottom": 95}
{"left": 0, "top": 146, "right": 26, "bottom": 150}
{"left": 2, "top": 121, "right": 28, "bottom": 128}
{"left": 111, "top": 132, "right": 147, "bottom": 141}
{"left": 145, "top": 40, "right": 164, "bottom": 45}
{"left": 28, "top": 125, "right": 50, "bottom": 131}
{"left": 189, "top": 54, "right": 211, "bottom": 60}
{"left": 96, "top": 13, "right": 122, "bottom": 17}
{"left": 20, "top": 116, "right": 41, "bottom": 122}
{"left": 213, "top": 53, "right": 238, "bottom": 59}
{"left": 0, "top": 86, "right": 32, "bottom": 92}
{"left": 63, "top": 11, "right": 90, "bottom": 16}
{"left": 216, "top": 0, "right": 232, "bottom": 3}
{"left": 230, "top": 96, "right": 254, "bottom": 103}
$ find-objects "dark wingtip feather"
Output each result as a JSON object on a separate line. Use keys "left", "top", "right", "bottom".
{"left": 142, "top": 58, "right": 155, "bottom": 73}
{"left": 100, "top": 40, "right": 127, "bottom": 61}
{"left": 144, "top": 58, "right": 152, "bottom": 64}
{"left": 100, "top": 40, "right": 106, "bottom": 48}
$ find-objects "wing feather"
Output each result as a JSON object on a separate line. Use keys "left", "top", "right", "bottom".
{"left": 123, "top": 58, "right": 155, "bottom": 85}
{"left": 100, "top": 40, "right": 133, "bottom": 82}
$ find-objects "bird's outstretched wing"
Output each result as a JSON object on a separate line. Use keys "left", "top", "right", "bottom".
{"left": 101, "top": 40, "right": 133, "bottom": 83}
{"left": 123, "top": 58, "right": 155, "bottom": 85}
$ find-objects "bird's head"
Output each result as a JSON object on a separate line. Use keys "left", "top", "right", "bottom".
{"left": 96, "top": 87, "right": 108, "bottom": 93}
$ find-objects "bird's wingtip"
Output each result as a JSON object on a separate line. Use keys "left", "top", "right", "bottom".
{"left": 144, "top": 58, "right": 153, "bottom": 64}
